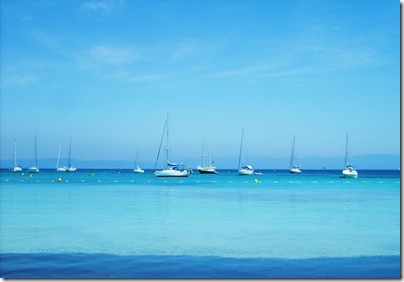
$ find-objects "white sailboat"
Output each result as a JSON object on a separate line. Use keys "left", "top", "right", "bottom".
{"left": 11, "top": 138, "right": 23, "bottom": 172}
{"left": 289, "top": 134, "right": 301, "bottom": 174}
{"left": 65, "top": 137, "right": 77, "bottom": 172}
{"left": 154, "top": 114, "right": 190, "bottom": 177}
{"left": 341, "top": 133, "right": 358, "bottom": 178}
{"left": 28, "top": 131, "right": 39, "bottom": 173}
{"left": 56, "top": 140, "right": 67, "bottom": 171}
{"left": 133, "top": 149, "right": 144, "bottom": 173}
{"left": 238, "top": 129, "right": 254, "bottom": 175}
{"left": 197, "top": 138, "right": 217, "bottom": 174}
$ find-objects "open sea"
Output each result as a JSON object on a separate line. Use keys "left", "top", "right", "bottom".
{"left": 0, "top": 169, "right": 400, "bottom": 278}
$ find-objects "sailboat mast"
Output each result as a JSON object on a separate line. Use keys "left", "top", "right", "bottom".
{"left": 135, "top": 148, "right": 139, "bottom": 167}
{"left": 165, "top": 114, "right": 170, "bottom": 169}
{"left": 68, "top": 137, "right": 72, "bottom": 167}
{"left": 345, "top": 132, "right": 349, "bottom": 166}
{"left": 201, "top": 136, "right": 205, "bottom": 167}
{"left": 290, "top": 135, "right": 295, "bottom": 169}
{"left": 154, "top": 117, "right": 168, "bottom": 170}
{"left": 34, "top": 130, "right": 38, "bottom": 167}
{"left": 238, "top": 129, "right": 244, "bottom": 169}
{"left": 208, "top": 143, "right": 212, "bottom": 166}
{"left": 57, "top": 141, "right": 62, "bottom": 169}
{"left": 13, "top": 138, "right": 17, "bottom": 168}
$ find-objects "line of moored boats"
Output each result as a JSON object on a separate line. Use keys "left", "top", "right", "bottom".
{"left": 9, "top": 115, "right": 358, "bottom": 179}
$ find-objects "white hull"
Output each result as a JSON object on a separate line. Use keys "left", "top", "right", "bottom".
{"left": 66, "top": 167, "right": 77, "bottom": 172}
{"left": 11, "top": 166, "right": 23, "bottom": 172}
{"left": 239, "top": 168, "right": 254, "bottom": 175}
{"left": 134, "top": 166, "right": 144, "bottom": 173}
{"left": 342, "top": 168, "right": 358, "bottom": 178}
{"left": 154, "top": 169, "right": 190, "bottom": 177}
{"left": 28, "top": 166, "right": 40, "bottom": 173}
{"left": 290, "top": 167, "right": 302, "bottom": 174}
{"left": 57, "top": 167, "right": 67, "bottom": 172}
{"left": 197, "top": 166, "right": 217, "bottom": 174}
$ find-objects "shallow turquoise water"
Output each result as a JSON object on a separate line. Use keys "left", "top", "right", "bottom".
{"left": 0, "top": 169, "right": 400, "bottom": 277}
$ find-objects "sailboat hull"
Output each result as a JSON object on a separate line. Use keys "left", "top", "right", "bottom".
{"left": 154, "top": 169, "right": 189, "bottom": 177}
{"left": 134, "top": 168, "right": 144, "bottom": 173}
{"left": 28, "top": 166, "right": 39, "bottom": 173}
{"left": 341, "top": 168, "right": 358, "bottom": 178}
{"left": 238, "top": 169, "right": 254, "bottom": 175}
{"left": 289, "top": 166, "right": 302, "bottom": 173}
{"left": 197, "top": 166, "right": 217, "bottom": 174}
{"left": 11, "top": 167, "right": 23, "bottom": 172}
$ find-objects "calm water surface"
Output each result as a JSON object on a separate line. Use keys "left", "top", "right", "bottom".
{"left": 0, "top": 169, "right": 400, "bottom": 278}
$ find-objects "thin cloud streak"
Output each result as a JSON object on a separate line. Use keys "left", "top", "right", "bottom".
{"left": 81, "top": 0, "right": 124, "bottom": 13}
{"left": 111, "top": 72, "right": 164, "bottom": 82}
{"left": 86, "top": 45, "right": 142, "bottom": 65}
{"left": 1, "top": 73, "right": 39, "bottom": 86}
{"left": 168, "top": 40, "right": 217, "bottom": 63}
{"left": 211, "top": 42, "right": 383, "bottom": 80}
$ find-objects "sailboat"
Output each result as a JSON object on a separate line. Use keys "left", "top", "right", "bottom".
{"left": 289, "top": 134, "right": 301, "bottom": 174}
{"left": 11, "top": 138, "right": 23, "bottom": 172}
{"left": 341, "top": 133, "right": 358, "bottom": 178}
{"left": 197, "top": 138, "right": 217, "bottom": 174}
{"left": 238, "top": 129, "right": 254, "bottom": 175}
{"left": 28, "top": 131, "right": 39, "bottom": 173}
{"left": 56, "top": 140, "right": 67, "bottom": 171}
{"left": 154, "top": 114, "right": 190, "bottom": 177}
{"left": 133, "top": 149, "right": 144, "bottom": 173}
{"left": 65, "top": 137, "right": 77, "bottom": 172}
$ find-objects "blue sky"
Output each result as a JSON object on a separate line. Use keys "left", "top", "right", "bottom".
{"left": 0, "top": 0, "right": 400, "bottom": 165}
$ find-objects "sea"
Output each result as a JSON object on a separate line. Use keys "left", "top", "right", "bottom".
{"left": 0, "top": 169, "right": 400, "bottom": 278}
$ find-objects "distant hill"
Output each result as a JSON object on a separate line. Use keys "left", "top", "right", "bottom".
{"left": 0, "top": 154, "right": 400, "bottom": 170}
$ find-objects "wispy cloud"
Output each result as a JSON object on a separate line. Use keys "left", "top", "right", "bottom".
{"left": 31, "top": 31, "right": 60, "bottom": 50}
{"left": 213, "top": 64, "right": 271, "bottom": 77}
{"left": 212, "top": 41, "right": 382, "bottom": 80}
{"left": 111, "top": 72, "right": 164, "bottom": 82}
{"left": 169, "top": 40, "right": 216, "bottom": 62}
{"left": 88, "top": 45, "right": 142, "bottom": 65}
{"left": 2, "top": 73, "right": 39, "bottom": 86}
{"left": 81, "top": 0, "right": 124, "bottom": 13}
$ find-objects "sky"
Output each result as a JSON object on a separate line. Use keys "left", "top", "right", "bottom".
{"left": 0, "top": 0, "right": 400, "bottom": 166}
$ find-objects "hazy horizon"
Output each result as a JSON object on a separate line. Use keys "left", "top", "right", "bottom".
{"left": 2, "top": 153, "right": 399, "bottom": 170}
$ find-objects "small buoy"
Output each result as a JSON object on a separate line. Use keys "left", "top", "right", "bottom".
{"left": 254, "top": 179, "right": 259, "bottom": 183}
{"left": 30, "top": 174, "right": 32, "bottom": 178}
{"left": 58, "top": 178, "right": 62, "bottom": 182}
{"left": 92, "top": 173, "right": 94, "bottom": 176}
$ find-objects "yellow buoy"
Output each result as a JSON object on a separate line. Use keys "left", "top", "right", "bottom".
{"left": 254, "top": 179, "right": 259, "bottom": 183}
{"left": 92, "top": 173, "right": 94, "bottom": 176}
{"left": 30, "top": 174, "right": 32, "bottom": 178}
{"left": 58, "top": 178, "right": 62, "bottom": 182}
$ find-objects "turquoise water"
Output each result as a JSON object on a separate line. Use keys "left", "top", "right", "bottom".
{"left": 0, "top": 169, "right": 400, "bottom": 278}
